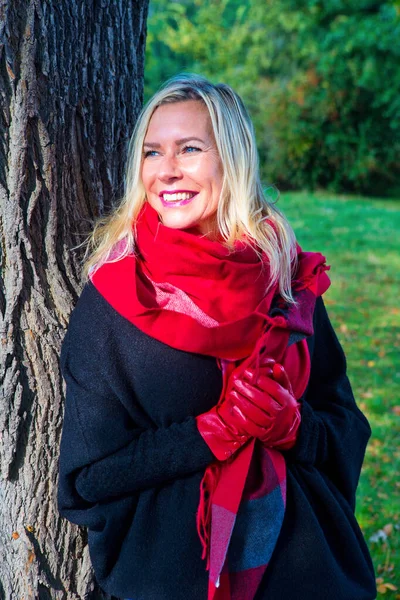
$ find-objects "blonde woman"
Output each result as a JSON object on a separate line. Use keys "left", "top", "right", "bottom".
{"left": 58, "top": 74, "right": 376, "bottom": 600}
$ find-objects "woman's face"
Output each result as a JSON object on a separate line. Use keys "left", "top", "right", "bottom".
{"left": 141, "top": 100, "right": 223, "bottom": 236}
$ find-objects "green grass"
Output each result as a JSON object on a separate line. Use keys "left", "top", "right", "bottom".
{"left": 279, "top": 191, "right": 400, "bottom": 598}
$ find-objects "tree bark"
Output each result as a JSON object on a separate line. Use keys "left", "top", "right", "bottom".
{"left": 0, "top": 1, "right": 149, "bottom": 598}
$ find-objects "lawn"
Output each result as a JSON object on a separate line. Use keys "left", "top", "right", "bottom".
{"left": 279, "top": 191, "right": 400, "bottom": 598}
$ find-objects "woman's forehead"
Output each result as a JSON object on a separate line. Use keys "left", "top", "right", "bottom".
{"left": 145, "top": 100, "right": 213, "bottom": 141}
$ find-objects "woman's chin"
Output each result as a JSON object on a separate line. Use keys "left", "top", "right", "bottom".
{"left": 153, "top": 204, "right": 219, "bottom": 238}
{"left": 158, "top": 212, "right": 197, "bottom": 231}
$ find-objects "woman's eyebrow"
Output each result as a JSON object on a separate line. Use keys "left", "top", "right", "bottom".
{"left": 143, "top": 136, "right": 206, "bottom": 148}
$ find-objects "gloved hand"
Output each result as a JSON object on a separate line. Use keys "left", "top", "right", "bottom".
{"left": 196, "top": 360, "right": 301, "bottom": 460}
{"left": 234, "top": 362, "right": 301, "bottom": 451}
{"left": 196, "top": 358, "right": 276, "bottom": 461}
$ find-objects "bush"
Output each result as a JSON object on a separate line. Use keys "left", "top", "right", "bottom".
{"left": 145, "top": 0, "right": 400, "bottom": 196}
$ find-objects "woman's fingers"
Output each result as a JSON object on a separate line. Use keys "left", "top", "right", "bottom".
{"left": 227, "top": 392, "right": 273, "bottom": 435}
{"left": 231, "top": 360, "right": 295, "bottom": 409}
{"left": 226, "top": 377, "right": 301, "bottom": 444}
{"left": 242, "top": 366, "right": 273, "bottom": 383}
{"left": 272, "top": 363, "right": 293, "bottom": 393}
{"left": 233, "top": 379, "right": 280, "bottom": 414}
{"left": 240, "top": 361, "right": 292, "bottom": 393}
{"left": 259, "top": 356, "right": 275, "bottom": 368}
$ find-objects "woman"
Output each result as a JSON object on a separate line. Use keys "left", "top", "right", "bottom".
{"left": 57, "top": 74, "right": 376, "bottom": 600}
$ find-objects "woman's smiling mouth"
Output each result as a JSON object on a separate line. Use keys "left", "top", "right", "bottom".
{"left": 159, "top": 190, "right": 199, "bottom": 207}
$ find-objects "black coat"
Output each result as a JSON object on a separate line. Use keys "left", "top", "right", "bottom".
{"left": 57, "top": 282, "right": 377, "bottom": 600}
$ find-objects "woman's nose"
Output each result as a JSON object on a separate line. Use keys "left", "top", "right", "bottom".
{"left": 158, "top": 153, "right": 183, "bottom": 182}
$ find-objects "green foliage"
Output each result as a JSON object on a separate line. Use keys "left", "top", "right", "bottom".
{"left": 145, "top": 0, "right": 400, "bottom": 196}
{"left": 258, "top": 1, "right": 400, "bottom": 195}
{"left": 144, "top": 0, "right": 252, "bottom": 97}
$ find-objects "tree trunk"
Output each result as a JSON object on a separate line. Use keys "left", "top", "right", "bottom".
{"left": 0, "top": 1, "right": 149, "bottom": 598}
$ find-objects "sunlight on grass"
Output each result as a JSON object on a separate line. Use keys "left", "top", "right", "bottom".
{"left": 279, "top": 191, "right": 400, "bottom": 598}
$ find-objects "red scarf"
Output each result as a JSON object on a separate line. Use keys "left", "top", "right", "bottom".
{"left": 91, "top": 202, "right": 330, "bottom": 599}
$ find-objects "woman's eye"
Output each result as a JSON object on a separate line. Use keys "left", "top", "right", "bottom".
{"left": 144, "top": 150, "right": 159, "bottom": 158}
{"left": 182, "top": 146, "right": 201, "bottom": 153}
{"left": 143, "top": 146, "right": 201, "bottom": 158}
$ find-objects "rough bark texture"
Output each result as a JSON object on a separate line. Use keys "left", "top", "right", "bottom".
{"left": 0, "top": 1, "right": 149, "bottom": 598}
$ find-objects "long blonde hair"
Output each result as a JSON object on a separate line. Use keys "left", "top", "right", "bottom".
{"left": 82, "top": 73, "right": 297, "bottom": 302}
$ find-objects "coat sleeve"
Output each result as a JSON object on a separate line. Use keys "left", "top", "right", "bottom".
{"left": 57, "top": 299, "right": 215, "bottom": 521}
{"left": 284, "top": 296, "right": 371, "bottom": 511}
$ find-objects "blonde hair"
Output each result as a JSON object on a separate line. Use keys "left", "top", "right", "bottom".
{"left": 82, "top": 73, "right": 297, "bottom": 302}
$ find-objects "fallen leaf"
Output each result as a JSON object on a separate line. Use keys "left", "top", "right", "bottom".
{"left": 383, "top": 524, "right": 393, "bottom": 536}
{"left": 371, "top": 438, "right": 383, "bottom": 448}
{"left": 377, "top": 582, "right": 398, "bottom": 593}
{"left": 377, "top": 583, "right": 387, "bottom": 594}
{"left": 377, "top": 492, "right": 389, "bottom": 499}
{"left": 11, "top": 531, "right": 19, "bottom": 540}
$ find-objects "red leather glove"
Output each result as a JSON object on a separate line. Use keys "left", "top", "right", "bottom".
{"left": 196, "top": 358, "right": 276, "bottom": 461}
{"left": 234, "top": 363, "right": 301, "bottom": 451}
